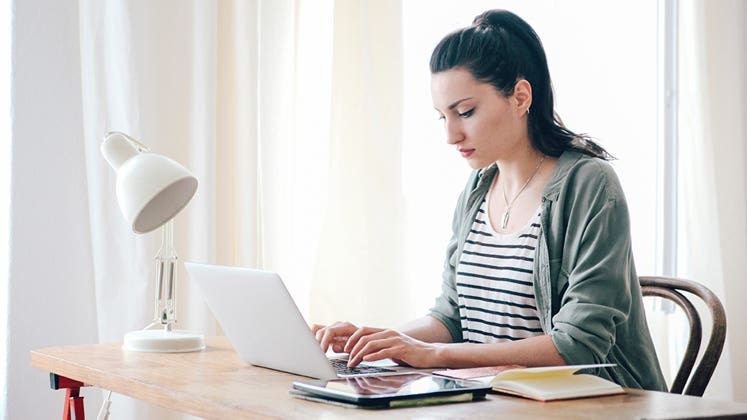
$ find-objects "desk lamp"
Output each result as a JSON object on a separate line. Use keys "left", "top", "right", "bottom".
{"left": 101, "top": 131, "right": 205, "bottom": 352}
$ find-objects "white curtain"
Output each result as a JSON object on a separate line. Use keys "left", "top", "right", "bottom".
{"left": 8, "top": 0, "right": 407, "bottom": 416}
{"left": 78, "top": 1, "right": 222, "bottom": 417}
{"left": 678, "top": 0, "right": 746, "bottom": 401}
{"left": 78, "top": 0, "right": 295, "bottom": 417}
{"left": 310, "top": 0, "right": 410, "bottom": 327}
{"left": 78, "top": 0, "right": 407, "bottom": 416}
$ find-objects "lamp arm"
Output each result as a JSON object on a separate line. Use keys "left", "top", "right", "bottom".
{"left": 154, "top": 219, "right": 178, "bottom": 328}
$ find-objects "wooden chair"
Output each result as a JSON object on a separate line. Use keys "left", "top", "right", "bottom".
{"left": 639, "top": 276, "right": 727, "bottom": 397}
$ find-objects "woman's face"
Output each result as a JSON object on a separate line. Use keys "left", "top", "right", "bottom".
{"left": 431, "top": 67, "right": 527, "bottom": 169}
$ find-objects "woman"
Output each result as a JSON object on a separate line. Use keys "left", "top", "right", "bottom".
{"left": 314, "top": 9, "right": 666, "bottom": 391}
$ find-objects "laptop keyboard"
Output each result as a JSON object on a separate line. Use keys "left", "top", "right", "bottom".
{"left": 329, "top": 359, "right": 396, "bottom": 376}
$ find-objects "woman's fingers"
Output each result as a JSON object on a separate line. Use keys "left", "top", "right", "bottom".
{"left": 347, "top": 332, "right": 401, "bottom": 367}
{"left": 346, "top": 328, "right": 391, "bottom": 356}
{"left": 314, "top": 321, "right": 359, "bottom": 352}
{"left": 311, "top": 322, "right": 395, "bottom": 358}
{"left": 343, "top": 326, "right": 384, "bottom": 353}
{"left": 347, "top": 331, "right": 437, "bottom": 368}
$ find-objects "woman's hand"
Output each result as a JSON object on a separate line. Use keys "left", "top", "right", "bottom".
{"left": 312, "top": 322, "right": 385, "bottom": 354}
{"left": 313, "top": 321, "right": 445, "bottom": 368}
{"left": 346, "top": 329, "right": 443, "bottom": 368}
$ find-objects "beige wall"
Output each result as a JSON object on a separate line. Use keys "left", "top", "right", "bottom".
{"left": 709, "top": 0, "right": 747, "bottom": 402}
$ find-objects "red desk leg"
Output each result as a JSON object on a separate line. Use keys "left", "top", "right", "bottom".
{"left": 50, "top": 373, "right": 87, "bottom": 420}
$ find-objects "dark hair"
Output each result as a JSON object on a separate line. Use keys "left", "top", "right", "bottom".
{"left": 430, "top": 9, "right": 611, "bottom": 160}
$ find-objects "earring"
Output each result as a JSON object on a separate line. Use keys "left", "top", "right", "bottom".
{"left": 526, "top": 107, "right": 531, "bottom": 115}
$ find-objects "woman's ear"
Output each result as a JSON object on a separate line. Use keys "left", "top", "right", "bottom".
{"left": 513, "top": 79, "right": 532, "bottom": 116}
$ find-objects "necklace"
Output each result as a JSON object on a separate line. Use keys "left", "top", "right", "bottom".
{"left": 500, "top": 155, "right": 546, "bottom": 229}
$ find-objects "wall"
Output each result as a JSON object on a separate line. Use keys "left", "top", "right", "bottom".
{"left": 6, "top": 0, "right": 100, "bottom": 417}
{"left": 708, "top": 0, "right": 747, "bottom": 402}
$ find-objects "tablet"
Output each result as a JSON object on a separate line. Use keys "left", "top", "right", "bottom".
{"left": 292, "top": 372, "right": 491, "bottom": 408}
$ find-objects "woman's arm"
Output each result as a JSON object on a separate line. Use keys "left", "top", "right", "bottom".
{"left": 434, "top": 335, "right": 566, "bottom": 368}
{"left": 396, "top": 316, "right": 453, "bottom": 343}
{"left": 546, "top": 161, "right": 635, "bottom": 366}
{"left": 344, "top": 317, "right": 566, "bottom": 368}
{"left": 316, "top": 316, "right": 566, "bottom": 368}
{"left": 312, "top": 316, "right": 451, "bottom": 355}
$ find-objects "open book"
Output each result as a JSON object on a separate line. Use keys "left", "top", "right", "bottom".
{"left": 432, "top": 364, "right": 625, "bottom": 402}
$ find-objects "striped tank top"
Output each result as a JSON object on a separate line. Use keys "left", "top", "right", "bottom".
{"left": 456, "top": 198, "right": 544, "bottom": 343}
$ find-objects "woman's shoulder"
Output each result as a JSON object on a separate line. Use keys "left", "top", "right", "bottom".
{"left": 552, "top": 150, "right": 624, "bottom": 200}
{"left": 562, "top": 150, "right": 616, "bottom": 174}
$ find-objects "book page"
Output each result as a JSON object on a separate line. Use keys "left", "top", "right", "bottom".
{"left": 492, "top": 363, "right": 615, "bottom": 381}
{"left": 432, "top": 365, "right": 525, "bottom": 380}
{"left": 432, "top": 363, "right": 613, "bottom": 381}
{"left": 492, "top": 374, "right": 624, "bottom": 401}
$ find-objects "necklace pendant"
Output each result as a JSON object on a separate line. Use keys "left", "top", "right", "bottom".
{"left": 501, "top": 210, "right": 510, "bottom": 229}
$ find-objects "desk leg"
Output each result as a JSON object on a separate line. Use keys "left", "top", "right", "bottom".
{"left": 50, "top": 373, "right": 86, "bottom": 420}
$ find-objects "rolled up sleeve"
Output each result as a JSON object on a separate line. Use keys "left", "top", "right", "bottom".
{"left": 549, "top": 176, "right": 633, "bottom": 366}
{"left": 428, "top": 218, "right": 463, "bottom": 342}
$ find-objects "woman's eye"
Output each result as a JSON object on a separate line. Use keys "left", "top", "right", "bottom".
{"left": 437, "top": 114, "right": 445, "bottom": 121}
{"left": 458, "top": 108, "right": 475, "bottom": 118}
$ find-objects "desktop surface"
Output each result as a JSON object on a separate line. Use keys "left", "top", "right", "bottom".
{"left": 31, "top": 336, "right": 747, "bottom": 419}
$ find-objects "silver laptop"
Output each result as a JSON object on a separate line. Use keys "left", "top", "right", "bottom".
{"left": 185, "top": 261, "right": 404, "bottom": 379}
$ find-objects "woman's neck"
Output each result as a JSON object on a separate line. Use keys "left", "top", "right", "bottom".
{"left": 495, "top": 148, "right": 546, "bottom": 193}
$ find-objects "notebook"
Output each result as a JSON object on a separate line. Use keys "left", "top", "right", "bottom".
{"left": 433, "top": 364, "right": 624, "bottom": 402}
{"left": 184, "top": 261, "right": 405, "bottom": 380}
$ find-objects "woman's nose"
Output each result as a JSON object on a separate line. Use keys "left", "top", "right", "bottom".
{"left": 445, "top": 119, "right": 464, "bottom": 145}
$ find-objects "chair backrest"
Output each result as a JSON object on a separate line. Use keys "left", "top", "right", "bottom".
{"left": 639, "top": 276, "right": 727, "bottom": 397}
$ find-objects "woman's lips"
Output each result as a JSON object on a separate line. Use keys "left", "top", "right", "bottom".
{"left": 459, "top": 148, "right": 475, "bottom": 158}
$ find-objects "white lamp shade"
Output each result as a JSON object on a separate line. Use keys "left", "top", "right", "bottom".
{"left": 102, "top": 132, "right": 198, "bottom": 234}
{"left": 116, "top": 154, "right": 197, "bottom": 233}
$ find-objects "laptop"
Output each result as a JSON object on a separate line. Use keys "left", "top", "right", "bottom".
{"left": 184, "top": 261, "right": 406, "bottom": 380}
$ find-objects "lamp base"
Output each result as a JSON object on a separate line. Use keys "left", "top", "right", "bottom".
{"left": 122, "top": 329, "right": 205, "bottom": 353}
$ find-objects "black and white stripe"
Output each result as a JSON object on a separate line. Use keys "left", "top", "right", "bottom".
{"left": 456, "top": 200, "right": 543, "bottom": 343}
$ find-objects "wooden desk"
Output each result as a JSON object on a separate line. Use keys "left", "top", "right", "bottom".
{"left": 31, "top": 336, "right": 747, "bottom": 419}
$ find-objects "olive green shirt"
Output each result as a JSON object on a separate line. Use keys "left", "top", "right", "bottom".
{"left": 429, "top": 150, "right": 667, "bottom": 391}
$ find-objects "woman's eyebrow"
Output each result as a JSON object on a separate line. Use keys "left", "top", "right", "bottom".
{"left": 433, "top": 97, "right": 473, "bottom": 113}
{"left": 448, "top": 97, "right": 473, "bottom": 110}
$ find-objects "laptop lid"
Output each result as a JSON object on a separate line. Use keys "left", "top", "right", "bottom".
{"left": 185, "top": 261, "right": 338, "bottom": 380}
